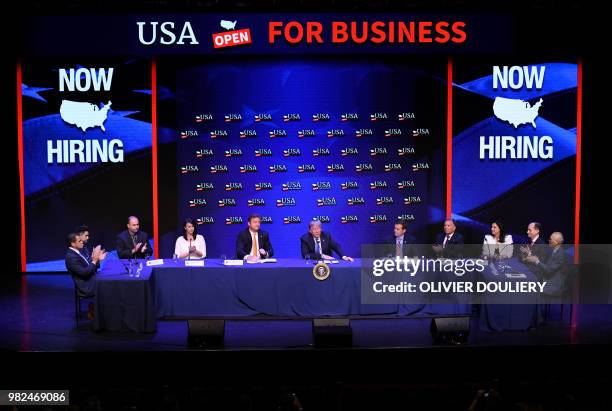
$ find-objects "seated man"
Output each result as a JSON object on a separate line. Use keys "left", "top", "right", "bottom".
{"left": 236, "top": 213, "right": 274, "bottom": 262}
{"left": 524, "top": 232, "right": 569, "bottom": 296}
{"left": 76, "top": 224, "right": 92, "bottom": 260}
{"left": 519, "top": 222, "right": 549, "bottom": 264}
{"left": 389, "top": 220, "right": 419, "bottom": 258}
{"left": 65, "top": 232, "right": 107, "bottom": 297}
{"left": 116, "top": 216, "right": 153, "bottom": 259}
{"left": 300, "top": 220, "right": 353, "bottom": 262}
{"left": 432, "top": 219, "right": 464, "bottom": 258}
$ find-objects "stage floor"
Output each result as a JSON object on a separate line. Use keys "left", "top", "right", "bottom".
{"left": 1, "top": 274, "right": 612, "bottom": 351}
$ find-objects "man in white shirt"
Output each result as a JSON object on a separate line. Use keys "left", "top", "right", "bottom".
{"left": 65, "top": 232, "right": 107, "bottom": 320}
{"left": 235, "top": 214, "right": 274, "bottom": 262}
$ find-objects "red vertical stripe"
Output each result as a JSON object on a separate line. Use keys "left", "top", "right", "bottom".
{"left": 574, "top": 60, "right": 582, "bottom": 264}
{"left": 151, "top": 58, "right": 159, "bottom": 259}
{"left": 571, "top": 59, "right": 583, "bottom": 329}
{"left": 446, "top": 56, "right": 453, "bottom": 219}
{"left": 17, "top": 61, "right": 26, "bottom": 272}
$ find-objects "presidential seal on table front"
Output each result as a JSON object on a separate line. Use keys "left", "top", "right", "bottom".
{"left": 313, "top": 262, "right": 331, "bottom": 281}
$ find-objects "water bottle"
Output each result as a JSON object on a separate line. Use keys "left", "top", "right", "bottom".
{"left": 490, "top": 261, "right": 499, "bottom": 276}
{"left": 128, "top": 259, "right": 134, "bottom": 277}
{"left": 173, "top": 253, "right": 178, "bottom": 263}
{"left": 220, "top": 254, "right": 227, "bottom": 265}
{"left": 136, "top": 261, "right": 143, "bottom": 278}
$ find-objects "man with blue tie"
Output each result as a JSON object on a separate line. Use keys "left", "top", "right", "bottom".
{"left": 65, "top": 232, "right": 107, "bottom": 320}
{"left": 390, "top": 220, "right": 419, "bottom": 258}
{"left": 65, "top": 232, "right": 107, "bottom": 296}
{"left": 300, "top": 220, "right": 353, "bottom": 262}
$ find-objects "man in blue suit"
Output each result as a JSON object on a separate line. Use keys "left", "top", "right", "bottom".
{"left": 389, "top": 220, "right": 419, "bottom": 258}
{"left": 236, "top": 213, "right": 274, "bottom": 261}
{"left": 300, "top": 220, "right": 353, "bottom": 262}
{"left": 525, "top": 232, "right": 569, "bottom": 296}
{"left": 65, "top": 232, "right": 107, "bottom": 297}
{"left": 432, "top": 219, "right": 464, "bottom": 258}
{"left": 520, "top": 222, "right": 549, "bottom": 264}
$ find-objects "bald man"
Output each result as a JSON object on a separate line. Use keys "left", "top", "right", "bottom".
{"left": 525, "top": 232, "right": 568, "bottom": 296}
{"left": 116, "top": 216, "right": 153, "bottom": 259}
{"left": 520, "top": 222, "right": 548, "bottom": 263}
{"left": 432, "top": 219, "right": 464, "bottom": 258}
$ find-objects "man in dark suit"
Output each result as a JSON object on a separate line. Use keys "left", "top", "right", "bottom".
{"left": 389, "top": 220, "right": 419, "bottom": 258}
{"left": 300, "top": 220, "right": 353, "bottom": 261}
{"left": 432, "top": 219, "right": 464, "bottom": 258}
{"left": 236, "top": 213, "right": 274, "bottom": 261}
{"left": 520, "top": 222, "right": 549, "bottom": 263}
{"left": 116, "top": 216, "right": 153, "bottom": 259}
{"left": 76, "top": 224, "right": 91, "bottom": 260}
{"left": 525, "top": 232, "right": 568, "bottom": 296}
{"left": 65, "top": 232, "right": 108, "bottom": 321}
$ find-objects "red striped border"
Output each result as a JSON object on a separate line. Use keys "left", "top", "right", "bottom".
{"left": 571, "top": 59, "right": 583, "bottom": 329}
{"left": 152, "top": 58, "right": 159, "bottom": 259}
{"left": 446, "top": 56, "right": 453, "bottom": 218}
{"left": 17, "top": 61, "right": 26, "bottom": 272}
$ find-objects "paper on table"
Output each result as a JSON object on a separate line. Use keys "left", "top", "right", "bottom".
{"left": 185, "top": 260, "right": 205, "bottom": 267}
{"left": 505, "top": 272, "right": 527, "bottom": 278}
{"left": 223, "top": 259, "right": 244, "bottom": 266}
{"left": 146, "top": 259, "right": 164, "bottom": 266}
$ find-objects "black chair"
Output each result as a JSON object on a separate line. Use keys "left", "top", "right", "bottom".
{"left": 73, "top": 283, "right": 94, "bottom": 327}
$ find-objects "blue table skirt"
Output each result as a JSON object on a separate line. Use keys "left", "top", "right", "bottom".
{"left": 93, "top": 259, "right": 471, "bottom": 332}
{"left": 478, "top": 259, "right": 543, "bottom": 332}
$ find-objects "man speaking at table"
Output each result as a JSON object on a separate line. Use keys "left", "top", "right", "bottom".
{"left": 236, "top": 213, "right": 274, "bottom": 262}
{"left": 300, "top": 220, "right": 354, "bottom": 262}
{"left": 116, "top": 216, "right": 153, "bottom": 259}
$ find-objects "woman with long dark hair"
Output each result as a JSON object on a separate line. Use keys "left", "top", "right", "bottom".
{"left": 174, "top": 218, "right": 206, "bottom": 259}
{"left": 482, "top": 220, "right": 513, "bottom": 259}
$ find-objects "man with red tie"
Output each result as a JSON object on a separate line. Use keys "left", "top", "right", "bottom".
{"left": 432, "top": 219, "right": 464, "bottom": 258}
{"left": 235, "top": 214, "right": 274, "bottom": 262}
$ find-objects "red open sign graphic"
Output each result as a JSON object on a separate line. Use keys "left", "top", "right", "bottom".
{"left": 212, "top": 28, "right": 252, "bottom": 49}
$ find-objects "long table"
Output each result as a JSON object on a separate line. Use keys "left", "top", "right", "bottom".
{"left": 92, "top": 258, "right": 541, "bottom": 333}
{"left": 92, "top": 259, "right": 472, "bottom": 332}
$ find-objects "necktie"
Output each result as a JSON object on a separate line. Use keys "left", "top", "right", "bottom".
{"left": 315, "top": 238, "right": 321, "bottom": 256}
{"left": 74, "top": 249, "right": 89, "bottom": 265}
{"left": 396, "top": 238, "right": 402, "bottom": 257}
{"left": 251, "top": 232, "right": 258, "bottom": 257}
{"left": 444, "top": 235, "right": 451, "bottom": 248}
